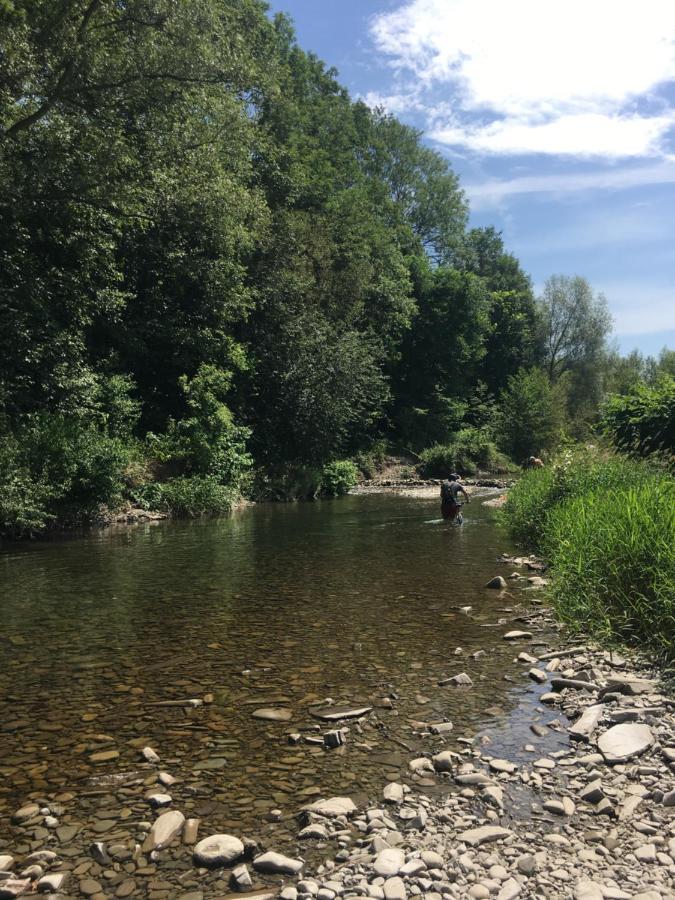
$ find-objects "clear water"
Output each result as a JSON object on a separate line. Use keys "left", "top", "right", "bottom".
{"left": 0, "top": 490, "right": 564, "bottom": 849}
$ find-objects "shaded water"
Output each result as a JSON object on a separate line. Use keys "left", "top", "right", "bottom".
{"left": 0, "top": 490, "right": 562, "bottom": 850}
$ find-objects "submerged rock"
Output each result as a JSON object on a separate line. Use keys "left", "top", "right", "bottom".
{"left": 143, "top": 809, "right": 185, "bottom": 851}
{"left": 251, "top": 708, "right": 293, "bottom": 721}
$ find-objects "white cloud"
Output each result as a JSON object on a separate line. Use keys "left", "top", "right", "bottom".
{"left": 370, "top": 0, "right": 675, "bottom": 157}
{"left": 361, "top": 90, "right": 423, "bottom": 115}
{"left": 430, "top": 113, "right": 675, "bottom": 157}
{"left": 465, "top": 159, "right": 675, "bottom": 207}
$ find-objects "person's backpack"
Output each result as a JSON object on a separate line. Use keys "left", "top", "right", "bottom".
{"left": 441, "top": 480, "right": 453, "bottom": 501}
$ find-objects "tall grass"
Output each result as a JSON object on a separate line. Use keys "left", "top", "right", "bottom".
{"left": 503, "top": 450, "right": 675, "bottom": 660}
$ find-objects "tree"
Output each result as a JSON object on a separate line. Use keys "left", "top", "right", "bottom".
{"left": 497, "top": 369, "right": 565, "bottom": 462}
{"left": 538, "top": 275, "right": 612, "bottom": 381}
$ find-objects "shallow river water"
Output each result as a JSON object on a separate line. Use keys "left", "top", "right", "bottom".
{"left": 0, "top": 490, "right": 565, "bottom": 860}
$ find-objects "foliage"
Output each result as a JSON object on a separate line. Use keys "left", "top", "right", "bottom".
{"left": 0, "top": 414, "right": 133, "bottom": 537}
{"left": 153, "top": 476, "right": 238, "bottom": 518}
{"left": 418, "top": 428, "right": 513, "bottom": 477}
{"left": 601, "top": 376, "right": 675, "bottom": 459}
{"left": 321, "top": 460, "right": 359, "bottom": 496}
{"left": 496, "top": 369, "right": 565, "bottom": 463}
{"left": 253, "top": 464, "right": 324, "bottom": 502}
{"left": 545, "top": 475, "right": 674, "bottom": 660}
{"left": 353, "top": 441, "right": 388, "bottom": 479}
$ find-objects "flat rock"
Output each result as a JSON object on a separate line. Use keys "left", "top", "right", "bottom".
{"left": 0, "top": 879, "right": 31, "bottom": 898}
{"left": 251, "top": 708, "right": 293, "bottom": 721}
{"left": 373, "top": 848, "right": 405, "bottom": 877}
{"left": 306, "top": 797, "right": 356, "bottom": 817}
{"left": 568, "top": 705, "right": 604, "bottom": 741}
{"left": 311, "top": 706, "right": 372, "bottom": 721}
{"left": 143, "top": 809, "right": 185, "bottom": 851}
{"left": 438, "top": 673, "right": 473, "bottom": 686}
{"left": 597, "top": 723, "right": 654, "bottom": 763}
{"left": 11, "top": 804, "right": 39, "bottom": 824}
{"left": 253, "top": 851, "right": 303, "bottom": 875}
{"left": 458, "top": 825, "right": 513, "bottom": 847}
{"left": 503, "top": 631, "right": 532, "bottom": 641}
{"left": 488, "top": 759, "right": 517, "bottom": 774}
{"left": 193, "top": 834, "right": 244, "bottom": 867}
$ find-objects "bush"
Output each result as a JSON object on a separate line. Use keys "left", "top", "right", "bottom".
{"left": 321, "top": 460, "right": 358, "bottom": 496}
{"left": 0, "top": 414, "right": 133, "bottom": 537}
{"left": 601, "top": 375, "right": 675, "bottom": 458}
{"left": 353, "top": 440, "right": 388, "bottom": 478}
{"left": 418, "top": 429, "right": 514, "bottom": 478}
{"left": 254, "top": 464, "right": 324, "bottom": 501}
{"left": 156, "top": 476, "right": 237, "bottom": 517}
{"left": 546, "top": 476, "right": 674, "bottom": 659}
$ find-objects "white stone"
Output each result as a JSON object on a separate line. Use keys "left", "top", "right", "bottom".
{"left": 383, "top": 783, "right": 404, "bottom": 804}
{"left": 497, "top": 879, "right": 521, "bottom": 900}
{"left": 373, "top": 849, "right": 405, "bottom": 877}
{"left": 142, "top": 746, "right": 160, "bottom": 762}
{"left": 383, "top": 876, "right": 406, "bottom": 900}
{"left": 299, "top": 823, "right": 328, "bottom": 840}
{"left": 193, "top": 834, "right": 244, "bottom": 867}
{"left": 143, "top": 809, "right": 185, "bottom": 850}
{"left": 574, "top": 881, "right": 604, "bottom": 900}
{"left": 306, "top": 797, "right": 357, "bottom": 818}
{"left": 597, "top": 724, "right": 654, "bottom": 763}
{"left": 253, "top": 851, "right": 304, "bottom": 875}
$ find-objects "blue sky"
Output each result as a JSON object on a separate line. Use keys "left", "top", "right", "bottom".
{"left": 269, "top": 0, "right": 675, "bottom": 356}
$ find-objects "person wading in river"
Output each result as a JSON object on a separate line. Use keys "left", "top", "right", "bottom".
{"left": 528, "top": 455, "right": 544, "bottom": 469}
{"left": 440, "top": 474, "right": 470, "bottom": 521}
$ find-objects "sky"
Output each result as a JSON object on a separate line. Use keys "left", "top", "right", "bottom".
{"left": 269, "top": 0, "right": 675, "bottom": 356}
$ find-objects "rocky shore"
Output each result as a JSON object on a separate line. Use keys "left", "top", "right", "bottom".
{"left": 1, "top": 558, "right": 673, "bottom": 899}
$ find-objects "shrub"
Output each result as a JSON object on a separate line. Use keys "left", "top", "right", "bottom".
{"left": 418, "top": 428, "right": 513, "bottom": 478}
{"left": 321, "top": 460, "right": 358, "bottom": 496}
{"left": 157, "top": 476, "right": 237, "bottom": 517}
{"left": 601, "top": 375, "right": 675, "bottom": 458}
{"left": 254, "top": 464, "right": 323, "bottom": 501}
{"left": 353, "top": 440, "right": 388, "bottom": 478}
{"left": 0, "top": 414, "right": 133, "bottom": 536}
{"left": 546, "top": 476, "right": 675, "bottom": 660}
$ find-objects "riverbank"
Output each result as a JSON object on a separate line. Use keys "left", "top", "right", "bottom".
{"left": 1, "top": 527, "right": 673, "bottom": 899}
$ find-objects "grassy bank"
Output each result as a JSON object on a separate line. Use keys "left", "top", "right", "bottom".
{"left": 503, "top": 450, "right": 675, "bottom": 661}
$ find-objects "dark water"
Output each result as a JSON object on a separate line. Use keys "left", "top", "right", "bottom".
{"left": 0, "top": 490, "right": 562, "bottom": 849}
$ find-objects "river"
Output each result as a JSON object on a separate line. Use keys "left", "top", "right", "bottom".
{"left": 0, "top": 489, "right": 564, "bottom": 864}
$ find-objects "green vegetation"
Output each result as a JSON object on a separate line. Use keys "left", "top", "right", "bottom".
{"left": 503, "top": 451, "right": 675, "bottom": 660}
{"left": 418, "top": 430, "right": 513, "bottom": 478}
{"left": 0, "top": 2, "right": 672, "bottom": 537}
{"left": 601, "top": 375, "right": 675, "bottom": 459}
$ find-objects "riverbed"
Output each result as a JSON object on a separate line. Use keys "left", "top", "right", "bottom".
{"left": 0, "top": 489, "right": 568, "bottom": 894}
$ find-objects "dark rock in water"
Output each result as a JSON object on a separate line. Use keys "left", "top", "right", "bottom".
{"left": 311, "top": 706, "right": 372, "bottom": 721}
{"left": 251, "top": 708, "right": 293, "bottom": 722}
{"left": 485, "top": 576, "right": 506, "bottom": 589}
{"left": 323, "top": 730, "right": 345, "bottom": 749}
